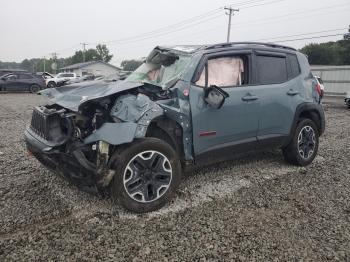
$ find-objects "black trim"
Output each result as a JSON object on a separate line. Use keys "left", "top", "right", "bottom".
{"left": 255, "top": 50, "right": 286, "bottom": 58}
{"left": 283, "top": 102, "right": 325, "bottom": 147}
{"left": 195, "top": 137, "right": 256, "bottom": 166}
{"left": 204, "top": 42, "right": 296, "bottom": 51}
{"left": 257, "top": 134, "right": 288, "bottom": 150}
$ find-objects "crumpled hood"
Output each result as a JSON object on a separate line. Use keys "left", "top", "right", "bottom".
{"left": 40, "top": 80, "right": 143, "bottom": 112}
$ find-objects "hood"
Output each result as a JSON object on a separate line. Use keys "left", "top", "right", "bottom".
{"left": 40, "top": 80, "right": 144, "bottom": 112}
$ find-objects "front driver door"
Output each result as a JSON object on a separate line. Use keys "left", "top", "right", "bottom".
{"left": 189, "top": 52, "right": 260, "bottom": 160}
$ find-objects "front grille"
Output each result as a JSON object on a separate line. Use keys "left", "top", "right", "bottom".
{"left": 30, "top": 107, "right": 51, "bottom": 140}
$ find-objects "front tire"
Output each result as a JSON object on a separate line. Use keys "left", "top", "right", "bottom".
{"left": 283, "top": 118, "right": 319, "bottom": 166}
{"left": 110, "top": 138, "right": 181, "bottom": 213}
{"left": 47, "top": 81, "right": 56, "bottom": 88}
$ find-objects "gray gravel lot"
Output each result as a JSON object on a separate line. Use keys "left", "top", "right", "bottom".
{"left": 0, "top": 93, "right": 349, "bottom": 261}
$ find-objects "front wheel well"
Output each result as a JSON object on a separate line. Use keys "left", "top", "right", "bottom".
{"left": 145, "top": 117, "right": 184, "bottom": 161}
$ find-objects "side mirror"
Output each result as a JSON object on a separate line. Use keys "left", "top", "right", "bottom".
{"left": 204, "top": 86, "right": 229, "bottom": 109}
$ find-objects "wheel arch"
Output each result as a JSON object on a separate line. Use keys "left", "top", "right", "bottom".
{"left": 145, "top": 116, "right": 185, "bottom": 162}
{"left": 285, "top": 102, "right": 325, "bottom": 147}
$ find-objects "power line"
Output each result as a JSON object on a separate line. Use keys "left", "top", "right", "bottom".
{"left": 102, "top": 8, "right": 223, "bottom": 44}
{"left": 240, "top": 0, "right": 286, "bottom": 9}
{"left": 105, "top": 13, "right": 224, "bottom": 45}
{"left": 250, "top": 28, "right": 349, "bottom": 42}
{"left": 231, "top": 2, "right": 350, "bottom": 28}
{"left": 273, "top": 33, "right": 346, "bottom": 43}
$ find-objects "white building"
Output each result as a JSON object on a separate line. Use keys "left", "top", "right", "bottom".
{"left": 61, "top": 61, "right": 121, "bottom": 77}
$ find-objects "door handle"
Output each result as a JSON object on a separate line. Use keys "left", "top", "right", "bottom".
{"left": 287, "top": 89, "right": 299, "bottom": 96}
{"left": 241, "top": 94, "right": 259, "bottom": 102}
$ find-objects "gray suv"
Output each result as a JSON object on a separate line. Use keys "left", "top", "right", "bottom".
{"left": 25, "top": 42, "right": 325, "bottom": 213}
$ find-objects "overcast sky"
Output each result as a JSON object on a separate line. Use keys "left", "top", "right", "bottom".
{"left": 0, "top": 0, "right": 349, "bottom": 65}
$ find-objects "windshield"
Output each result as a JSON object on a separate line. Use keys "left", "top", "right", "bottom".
{"left": 126, "top": 49, "right": 191, "bottom": 88}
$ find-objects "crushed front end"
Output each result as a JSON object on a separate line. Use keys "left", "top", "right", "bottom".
{"left": 25, "top": 104, "right": 110, "bottom": 192}
{"left": 24, "top": 46, "right": 196, "bottom": 193}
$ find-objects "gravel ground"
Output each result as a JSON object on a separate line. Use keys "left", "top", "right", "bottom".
{"left": 0, "top": 93, "right": 349, "bottom": 261}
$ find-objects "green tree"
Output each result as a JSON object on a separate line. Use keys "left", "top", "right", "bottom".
{"left": 96, "top": 44, "right": 113, "bottom": 62}
{"left": 300, "top": 39, "right": 350, "bottom": 65}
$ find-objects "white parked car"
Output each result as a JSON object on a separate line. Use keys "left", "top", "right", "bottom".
{"left": 46, "top": 72, "right": 79, "bottom": 88}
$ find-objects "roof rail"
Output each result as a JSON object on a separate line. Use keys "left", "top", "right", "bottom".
{"left": 204, "top": 42, "right": 296, "bottom": 51}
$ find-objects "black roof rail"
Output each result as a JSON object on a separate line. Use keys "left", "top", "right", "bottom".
{"left": 204, "top": 42, "right": 296, "bottom": 51}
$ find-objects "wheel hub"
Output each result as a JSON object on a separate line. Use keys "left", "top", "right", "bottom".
{"left": 123, "top": 150, "right": 172, "bottom": 203}
{"left": 297, "top": 125, "right": 316, "bottom": 160}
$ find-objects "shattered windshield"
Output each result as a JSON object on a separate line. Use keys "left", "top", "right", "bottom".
{"left": 126, "top": 49, "right": 191, "bottom": 88}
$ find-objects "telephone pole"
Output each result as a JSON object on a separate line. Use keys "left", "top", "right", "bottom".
{"left": 80, "top": 43, "right": 88, "bottom": 62}
{"left": 224, "top": 7, "right": 239, "bottom": 43}
{"left": 51, "top": 52, "right": 58, "bottom": 74}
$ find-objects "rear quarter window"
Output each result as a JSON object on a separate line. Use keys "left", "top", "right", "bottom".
{"left": 256, "top": 55, "right": 287, "bottom": 85}
{"left": 287, "top": 54, "right": 301, "bottom": 79}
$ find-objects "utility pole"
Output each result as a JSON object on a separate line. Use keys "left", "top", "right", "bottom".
{"left": 80, "top": 43, "right": 88, "bottom": 62}
{"left": 51, "top": 52, "right": 58, "bottom": 74}
{"left": 43, "top": 56, "right": 46, "bottom": 72}
{"left": 344, "top": 24, "right": 350, "bottom": 40}
{"left": 224, "top": 7, "right": 239, "bottom": 43}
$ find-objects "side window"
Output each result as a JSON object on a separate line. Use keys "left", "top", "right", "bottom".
{"left": 18, "top": 74, "right": 33, "bottom": 79}
{"left": 256, "top": 55, "right": 287, "bottom": 84}
{"left": 287, "top": 54, "right": 301, "bottom": 79}
{"left": 195, "top": 56, "right": 247, "bottom": 88}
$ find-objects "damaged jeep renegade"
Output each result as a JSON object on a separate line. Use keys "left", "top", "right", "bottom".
{"left": 25, "top": 42, "right": 325, "bottom": 212}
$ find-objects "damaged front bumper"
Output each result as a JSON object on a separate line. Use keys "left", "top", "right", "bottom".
{"left": 24, "top": 107, "right": 114, "bottom": 193}
{"left": 25, "top": 128, "right": 102, "bottom": 192}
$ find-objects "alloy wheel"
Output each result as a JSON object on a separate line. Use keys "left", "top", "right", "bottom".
{"left": 297, "top": 125, "right": 316, "bottom": 160}
{"left": 123, "top": 150, "right": 172, "bottom": 203}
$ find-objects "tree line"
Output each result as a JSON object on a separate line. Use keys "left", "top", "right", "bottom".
{"left": 1, "top": 39, "right": 349, "bottom": 74}
{"left": 300, "top": 39, "right": 350, "bottom": 65}
{"left": 0, "top": 44, "right": 114, "bottom": 73}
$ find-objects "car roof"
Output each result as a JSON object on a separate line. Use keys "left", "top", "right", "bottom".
{"left": 161, "top": 42, "right": 297, "bottom": 55}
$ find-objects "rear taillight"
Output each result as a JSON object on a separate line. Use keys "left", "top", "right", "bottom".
{"left": 316, "top": 83, "right": 322, "bottom": 96}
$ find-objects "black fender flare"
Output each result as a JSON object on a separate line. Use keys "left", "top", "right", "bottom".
{"left": 284, "top": 102, "right": 325, "bottom": 147}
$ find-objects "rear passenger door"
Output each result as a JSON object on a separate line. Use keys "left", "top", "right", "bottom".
{"left": 253, "top": 51, "right": 301, "bottom": 148}
{"left": 17, "top": 73, "right": 34, "bottom": 91}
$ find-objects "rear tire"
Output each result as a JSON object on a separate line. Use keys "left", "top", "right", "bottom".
{"left": 29, "top": 84, "right": 40, "bottom": 94}
{"left": 283, "top": 118, "right": 319, "bottom": 166}
{"left": 110, "top": 138, "right": 182, "bottom": 213}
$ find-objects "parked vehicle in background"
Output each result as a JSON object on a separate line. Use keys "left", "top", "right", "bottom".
{"left": 25, "top": 42, "right": 325, "bottom": 213}
{"left": 46, "top": 72, "right": 79, "bottom": 88}
{"left": 314, "top": 75, "right": 325, "bottom": 98}
{"left": 0, "top": 69, "right": 28, "bottom": 77}
{"left": 65, "top": 73, "right": 96, "bottom": 85}
{"left": 0, "top": 72, "right": 46, "bottom": 93}
{"left": 345, "top": 92, "right": 350, "bottom": 108}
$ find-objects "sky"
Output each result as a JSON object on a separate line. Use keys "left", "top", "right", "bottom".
{"left": 0, "top": 0, "right": 349, "bottom": 66}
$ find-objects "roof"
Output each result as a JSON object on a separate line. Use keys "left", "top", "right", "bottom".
{"left": 61, "top": 60, "right": 121, "bottom": 70}
{"left": 161, "top": 42, "right": 296, "bottom": 54}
